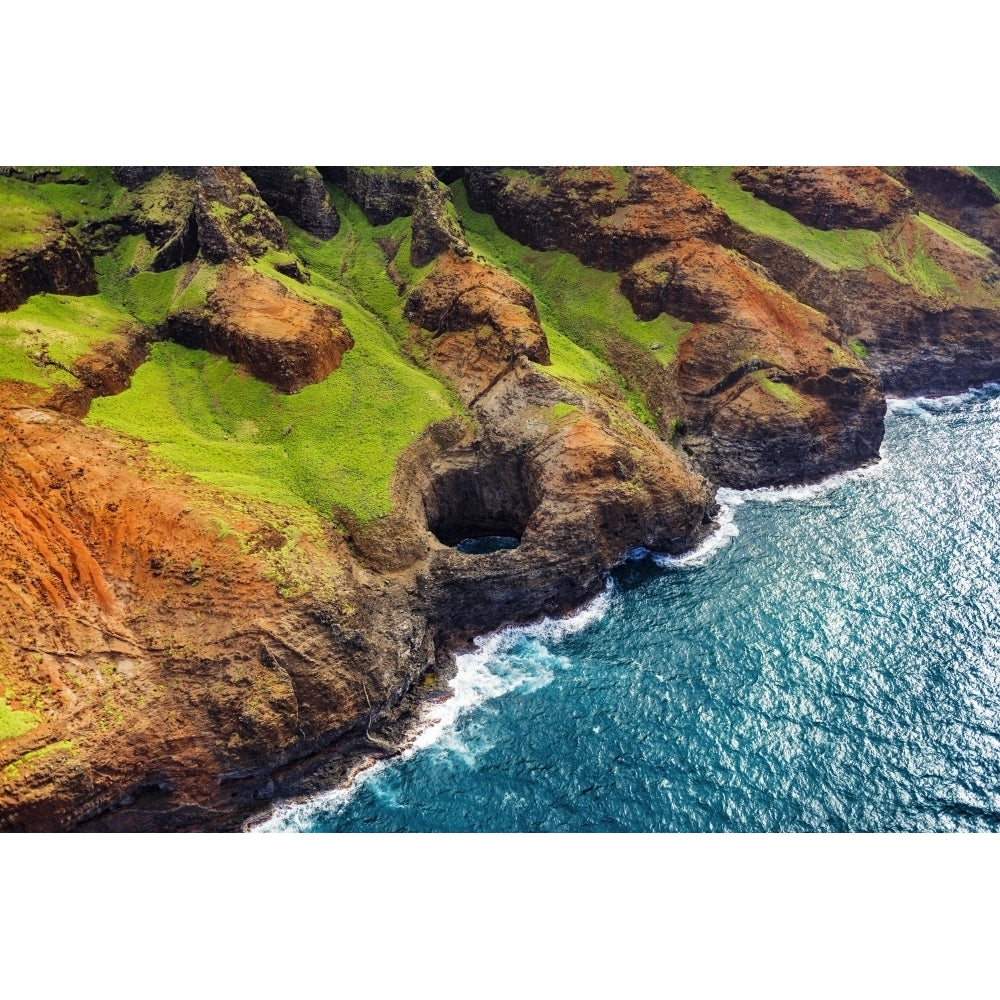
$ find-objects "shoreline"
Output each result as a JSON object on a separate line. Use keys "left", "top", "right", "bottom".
{"left": 243, "top": 382, "right": 1000, "bottom": 831}
{"left": 245, "top": 446, "right": 898, "bottom": 832}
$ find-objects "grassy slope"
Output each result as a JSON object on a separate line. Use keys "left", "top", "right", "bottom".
{"left": 0, "top": 294, "right": 137, "bottom": 389}
{"left": 676, "top": 166, "right": 999, "bottom": 306}
{"left": 88, "top": 194, "right": 458, "bottom": 523}
{"left": 451, "top": 181, "right": 680, "bottom": 425}
{"left": 0, "top": 187, "right": 55, "bottom": 254}
{"left": 968, "top": 167, "right": 1000, "bottom": 199}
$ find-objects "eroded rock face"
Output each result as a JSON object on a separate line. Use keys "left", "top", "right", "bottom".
{"left": 397, "top": 251, "right": 716, "bottom": 639}
{"left": 728, "top": 215, "right": 1000, "bottom": 394}
{"left": 242, "top": 166, "right": 340, "bottom": 239}
{"left": 405, "top": 252, "right": 549, "bottom": 397}
{"left": 319, "top": 166, "right": 429, "bottom": 225}
{"left": 410, "top": 181, "right": 469, "bottom": 267}
{"left": 895, "top": 166, "right": 1000, "bottom": 255}
{"left": 166, "top": 263, "right": 353, "bottom": 392}
{"left": 465, "top": 166, "right": 729, "bottom": 269}
{"left": 733, "top": 167, "right": 913, "bottom": 230}
{"left": 464, "top": 168, "right": 888, "bottom": 488}
{"left": 0, "top": 223, "right": 97, "bottom": 312}
{"left": 0, "top": 405, "right": 436, "bottom": 832}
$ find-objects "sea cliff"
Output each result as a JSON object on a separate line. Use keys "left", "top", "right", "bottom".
{"left": 2, "top": 165, "right": 999, "bottom": 830}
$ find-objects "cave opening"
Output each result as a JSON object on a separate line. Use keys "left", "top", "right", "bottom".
{"left": 423, "top": 454, "right": 537, "bottom": 551}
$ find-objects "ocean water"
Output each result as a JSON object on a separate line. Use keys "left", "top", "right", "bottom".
{"left": 260, "top": 385, "right": 1000, "bottom": 832}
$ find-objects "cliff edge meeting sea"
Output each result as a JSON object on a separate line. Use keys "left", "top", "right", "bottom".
{"left": 3, "top": 165, "right": 1000, "bottom": 832}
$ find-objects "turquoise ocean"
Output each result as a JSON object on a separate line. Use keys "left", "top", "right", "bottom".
{"left": 258, "top": 386, "right": 1000, "bottom": 832}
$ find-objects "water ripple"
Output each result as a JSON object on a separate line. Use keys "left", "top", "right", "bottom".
{"left": 263, "top": 385, "right": 1000, "bottom": 832}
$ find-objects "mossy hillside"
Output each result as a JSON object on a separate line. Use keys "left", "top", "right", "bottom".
{"left": 0, "top": 293, "right": 137, "bottom": 389}
{"left": 675, "top": 166, "right": 882, "bottom": 270}
{"left": 452, "top": 181, "right": 689, "bottom": 365}
{"left": 87, "top": 317, "right": 455, "bottom": 522}
{"left": 282, "top": 187, "right": 436, "bottom": 345}
{"left": 0, "top": 697, "right": 39, "bottom": 742}
{"left": 0, "top": 168, "right": 129, "bottom": 234}
{"left": 755, "top": 372, "right": 808, "bottom": 411}
{"left": 95, "top": 238, "right": 222, "bottom": 328}
{"left": 0, "top": 185, "right": 57, "bottom": 254}
{"left": 915, "top": 212, "right": 992, "bottom": 259}
{"left": 677, "top": 167, "right": 999, "bottom": 306}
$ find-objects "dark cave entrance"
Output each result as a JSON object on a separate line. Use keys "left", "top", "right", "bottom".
{"left": 423, "top": 454, "right": 537, "bottom": 552}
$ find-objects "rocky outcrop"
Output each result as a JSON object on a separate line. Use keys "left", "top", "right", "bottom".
{"left": 0, "top": 404, "right": 437, "bottom": 832}
{"left": 397, "top": 249, "right": 716, "bottom": 639}
{"left": 192, "top": 167, "right": 287, "bottom": 264}
{"left": 0, "top": 224, "right": 97, "bottom": 312}
{"left": 165, "top": 263, "right": 353, "bottom": 393}
{"left": 463, "top": 168, "right": 887, "bottom": 487}
{"left": 319, "top": 166, "right": 429, "bottom": 225}
{"left": 242, "top": 166, "right": 340, "bottom": 239}
{"left": 732, "top": 167, "right": 913, "bottom": 230}
{"left": 464, "top": 167, "right": 729, "bottom": 269}
{"left": 405, "top": 252, "right": 548, "bottom": 396}
{"left": 410, "top": 181, "right": 469, "bottom": 267}
{"left": 893, "top": 166, "right": 1000, "bottom": 255}
{"left": 728, "top": 215, "right": 1000, "bottom": 394}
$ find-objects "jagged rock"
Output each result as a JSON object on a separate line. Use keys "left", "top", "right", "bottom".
{"left": 733, "top": 166, "right": 913, "bottom": 230}
{"left": 319, "top": 166, "right": 430, "bottom": 225}
{"left": 410, "top": 180, "right": 469, "bottom": 267}
{"left": 465, "top": 166, "right": 729, "bottom": 269}
{"left": 895, "top": 166, "right": 1000, "bottom": 255}
{"left": 405, "top": 252, "right": 548, "bottom": 397}
{"left": 192, "top": 167, "right": 286, "bottom": 264}
{"left": 242, "top": 166, "right": 340, "bottom": 239}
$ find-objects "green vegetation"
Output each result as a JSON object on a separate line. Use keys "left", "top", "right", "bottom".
{"left": 2, "top": 741, "right": 74, "bottom": 780}
{"left": 677, "top": 167, "right": 997, "bottom": 306}
{"left": 283, "top": 188, "right": 436, "bottom": 345}
{"left": 675, "top": 167, "right": 882, "bottom": 270}
{"left": 83, "top": 182, "right": 461, "bottom": 523}
{"left": 550, "top": 401, "right": 582, "bottom": 423}
{"left": 88, "top": 334, "right": 454, "bottom": 521}
{"left": 0, "top": 187, "right": 54, "bottom": 253}
{"left": 94, "top": 235, "right": 221, "bottom": 328}
{"left": 968, "top": 167, "right": 1000, "bottom": 200}
{"left": 452, "top": 181, "right": 689, "bottom": 365}
{"left": 756, "top": 372, "right": 807, "bottom": 410}
{"left": 849, "top": 339, "right": 870, "bottom": 359}
{"left": 869, "top": 224, "right": 961, "bottom": 301}
{"left": 0, "top": 293, "right": 136, "bottom": 388}
{"left": 0, "top": 697, "right": 39, "bottom": 742}
{"left": 0, "top": 168, "right": 129, "bottom": 229}
{"left": 915, "top": 212, "right": 992, "bottom": 259}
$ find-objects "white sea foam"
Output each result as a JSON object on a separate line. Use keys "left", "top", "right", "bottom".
{"left": 647, "top": 501, "right": 740, "bottom": 569}
{"left": 250, "top": 583, "right": 614, "bottom": 832}
{"left": 887, "top": 382, "right": 1000, "bottom": 416}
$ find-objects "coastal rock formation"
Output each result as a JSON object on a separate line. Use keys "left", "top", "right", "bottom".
{"left": 465, "top": 166, "right": 729, "bottom": 270}
{"left": 3, "top": 164, "right": 1000, "bottom": 831}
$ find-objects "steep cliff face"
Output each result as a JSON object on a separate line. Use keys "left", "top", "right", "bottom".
{"left": 463, "top": 167, "right": 888, "bottom": 487}
{"left": 2, "top": 164, "right": 999, "bottom": 831}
